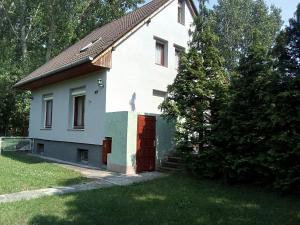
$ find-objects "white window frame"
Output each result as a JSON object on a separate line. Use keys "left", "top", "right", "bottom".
{"left": 154, "top": 37, "right": 168, "bottom": 67}
{"left": 78, "top": 149, "right": 89, "bottom": 164}
{"left": 178, "top": 0, "right": 185, "bottom": 25}
{"left": 43, "top": 95, "right": 53, "bottom": 129}
{"left": 72, "top": 94, "right": 86, "bottom": 130}
{"left": 174, "top": 45, "right": 185, "bottom": 70}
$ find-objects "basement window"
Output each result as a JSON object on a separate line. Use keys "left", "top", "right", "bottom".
{"left": 37, "top": 143, "right": 44, "bottom": 154}
{"left": 78, "top": 149, "right": 89, "bottom": 163}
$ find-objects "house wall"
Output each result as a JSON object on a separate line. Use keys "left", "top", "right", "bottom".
{"left": 105, "top": 111, "right": 137, "bottom": 174}
{"left": 105, "top": 0, "right": 193, "bottom": 114}
{"left": 29, "top": 70, "right": 107, "bottom": 145}
{"left": 27, "top": 0, "right": 193, "bottom": 171}
{"left": 33, "top": 139, "right": 102, "bottom": 168}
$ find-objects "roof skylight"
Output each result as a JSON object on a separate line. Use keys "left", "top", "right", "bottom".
{"left": 80, "top": 37, "right": 102, "bottom": 53}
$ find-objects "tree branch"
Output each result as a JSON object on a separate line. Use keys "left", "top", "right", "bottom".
{"left": 0, "top": 1, "right": 18, "bottom": 39}
{"left": 25, "top": 3, "right": 41, "bottom": 40}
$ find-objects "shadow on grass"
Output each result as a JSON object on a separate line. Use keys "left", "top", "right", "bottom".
{"left": 1, "top": 152, "right": 44, "bottom": 164}
{"left": 0, "top": 152, "right": 89, "bottom": 193}
{"left": 27, "top": 176, "right": 300, "bottom": 225}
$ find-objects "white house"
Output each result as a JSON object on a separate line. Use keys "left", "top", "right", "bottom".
{"left": 15, "top": 0, "right": 197, "bottom": 174}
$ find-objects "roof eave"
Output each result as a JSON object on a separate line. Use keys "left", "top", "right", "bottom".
{"left": 14, "top": 56, "right": 94, "bottom": 89}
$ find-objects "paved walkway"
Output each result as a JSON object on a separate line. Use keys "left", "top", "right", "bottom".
{"left": 0, "top": 163, "right": 166, "bottom": 204}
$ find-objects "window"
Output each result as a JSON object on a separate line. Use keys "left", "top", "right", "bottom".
{"left": 78, "top": 149, "right": 88, "bottom": 163}
{"left": 43, "top": 95, "right": 53, "bottom": 128}
{"left": 153, "top": 89, "right": 167, "bottom": 98}
{"left": 155, "top": 42, "right": 165, "bottom": 66}
{"left": 37, "top": 143, "right": 44, "bottom": 154}
{"left": 155, "top": 39, "right": 168, "bottom": 66}
{"left": 73, "top": 95, "right": 85, "bottom": 129}
{"left": 45, "top": 100, "right": 53, "bottom": 128}
{"left": 178, "top": 0, "right": 185, "bottom": 25}
{"left": 175, "top": 46, "right": 184, "bottom": 70}
{"left": 175, "top": 49, "right": 181, "bottom": 70}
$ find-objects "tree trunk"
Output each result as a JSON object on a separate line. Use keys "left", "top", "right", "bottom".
{"left": 45, "top": 21, "right": 55, "bottom": 62}
{"left": 20, "top": 0, "right": 28, "bottom": 59}
{"left": 21, "top": 25, "right": 28, "bottom": 59}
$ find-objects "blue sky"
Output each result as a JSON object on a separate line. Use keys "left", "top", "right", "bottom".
{"left": 207, "top": 0, "right": 299, "bottom": 26}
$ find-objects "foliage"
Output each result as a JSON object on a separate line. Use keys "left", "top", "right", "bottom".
{"left": 163, "top": 1, "right": 300, "bottom": 192}
{"left": 0, "top": 0, "right": 143, "bottom": 135}
{"left": 213, "top": 0, "right": 282, "bottom": 72}
{"left": 265, "top": 4, "right": 300, "bottom": 191}
{"left": 160, "top": 0, "right": 228, "bottom": 148}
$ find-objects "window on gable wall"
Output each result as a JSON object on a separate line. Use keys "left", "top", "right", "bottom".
{"left": 155, "top": 41, "right": 165, "bottom": 66}
{"left": 175, "top": 46, "right": 185, "bottom": 70}
{"left": 178, "top": 0, "right": 185, "bottom": 25}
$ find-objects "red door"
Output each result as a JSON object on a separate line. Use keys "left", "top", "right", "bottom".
{"left": 136, "top": 115, "right": 156, "bottom": 173}
{"left": 102, "top": 138, "right": 112, "bottom": 165}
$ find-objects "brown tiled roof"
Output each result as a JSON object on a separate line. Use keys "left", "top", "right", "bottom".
{"left": 15, "top": 0, "right": 196, "bottom": 88}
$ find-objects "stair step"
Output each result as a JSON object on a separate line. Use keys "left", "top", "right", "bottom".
{"left": 161, "top": 161, "right": 184, "bottom": 168}
{"left": 157, "top": 166, "right": 184, "bottom": 173}
{"left": 167, "top": 156, "right": 184, "bottom": 163}
{"left": 168, "top": 151, "right": 182, "bottom": 157}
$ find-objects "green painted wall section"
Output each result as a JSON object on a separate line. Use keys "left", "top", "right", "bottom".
{"left": 104, "top": 111, "right": 130, "bottom": 166}
{"left": 156, "top": 116, "right": 176, "bottom": 162}
{"left": 104, "top": 111, "right": 176, "bottom": 171}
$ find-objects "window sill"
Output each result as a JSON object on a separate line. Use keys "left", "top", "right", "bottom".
{"left": 67, "top": 128, "right": 85, "bottom": 131}
{"left": 40, "top": 128, "right": 52, "bottom": 130}
{"left": 155, "top": 63, "right": 168, "bottom": 68}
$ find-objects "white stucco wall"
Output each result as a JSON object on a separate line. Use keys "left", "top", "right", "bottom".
{"left": 105, "top": 0, "right": 194, "bottom": 114}
{"left": 29, "top": 70, "right": 107, "bottom": 145}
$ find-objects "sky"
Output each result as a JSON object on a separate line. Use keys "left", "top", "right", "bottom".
{"left": 207, "top": 0, "right": 299, "bottom": 26}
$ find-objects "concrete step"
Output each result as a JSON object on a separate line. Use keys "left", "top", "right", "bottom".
{"left": 157, "top": 166, "right": 184, "bottom": 173}
{"left": 161, "top": 161, "right": 184, "bottom": 168}
{"left": 166, "top": 156, "right": 184, "bottom": 163}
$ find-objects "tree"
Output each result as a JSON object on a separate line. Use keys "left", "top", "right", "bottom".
{"left": 266, "top": 4, "right": 300, "bottom": 191}
{"left": 213, "top": 0, "right": 282, "bottom": 72}
{"left": 274, "top": 4, "right": 300, "bottom": 78}
{"left": 160, "top": 0, "right": 228, "bottom": 151}
{"left": 0, "top": 0, "right": 143, "bottom": 135}
{"left": 215, "top": 30, "right": 276, "bottom": 183}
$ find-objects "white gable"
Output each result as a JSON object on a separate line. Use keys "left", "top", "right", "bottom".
{"left": 106, "top": 0, "right": 194, "bottom": 114}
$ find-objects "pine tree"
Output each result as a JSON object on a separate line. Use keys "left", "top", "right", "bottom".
{"left": 274, "top": 4, "right": 300, "bottom": 78}
{"left": 160, "top": 0, "right": 228, "bottom": 175}
{"left": 215, "top": 30, "right": 276, "bottom": 182}
{"left": 267, "top": 4, "right": 300, "bottom": 191}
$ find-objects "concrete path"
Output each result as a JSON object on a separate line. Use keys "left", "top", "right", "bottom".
{"left": 0, "top": 163, "right": 166, "bottom": 204}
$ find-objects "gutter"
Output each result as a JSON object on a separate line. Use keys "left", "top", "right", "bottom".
{"left": 14, "top": 56, "right": 94, "bottom": 88}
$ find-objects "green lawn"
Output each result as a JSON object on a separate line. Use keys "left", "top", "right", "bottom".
{"left": 0, "top": 175, "right": 299, "bottom": 225}
{"left": 0, "top": 152, "right": 87, "bottom": 194}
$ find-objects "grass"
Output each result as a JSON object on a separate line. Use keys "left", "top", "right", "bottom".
{"left": 0, "top": 175, "right": 299, "bottom": 225}
{"left": 0, "top": 152, "right": 87, "bottom": 194}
